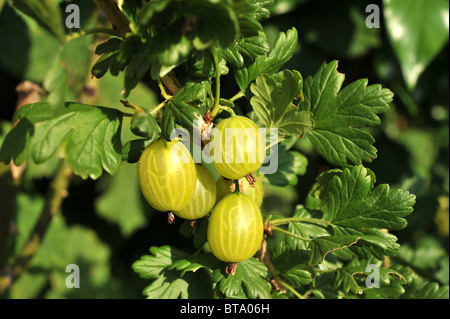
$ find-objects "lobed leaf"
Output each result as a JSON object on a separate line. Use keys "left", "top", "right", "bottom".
{"left": 235, "top": 27, "right": 298, "bottom": 92}
{"left": 250, "top": 69, "right": 314, "bottom": 140}
{"left": 213, "top": 258, "right": 272, "bottom": 299}
{"left": 285, "top": 206, "right": 330, "bottom": 251}
{"left": 0, "top": 102, "right": 122, "bottom": 179}
{"left": 270, "top": 242, "right": 312, "bottom": 287}
{"left": 303, "top": 60, "right": 393, "bottom": 166}
{"left": 327, "top": 165, "right": 416, "bottom": 230}
{"left": 133, "top": 246, "right": 222, "bottom": 299}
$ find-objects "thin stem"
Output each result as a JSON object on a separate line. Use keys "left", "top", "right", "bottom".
{"left": 150, "top": 101, "right": 166, "bottom": 116}
{"left": 312, "top": 267, "right": 336, "bottom": 273}
{"left": 271, "top": 217, "right": 332, "bottom": 227}
{"left": 157, "top": 78, "right": 172, "bottom": 101}
{"left": 120, "top": 100, "right": 165, "bottom": 118}
{"left": 92, "top": 0, "right": 131, "bottom": 37}
{"left": 233, "top": 179, "right": 241, "bottom": 193}
{"left": 219, "top": 106, "right": 236, "bottom": 117}
{"left": 276, "top": 277, "right": 304, "bottom": 299}
{"left": 301, "top": 289, "right": 315, "bottom": 299}
{"left": 229, "top": 91, "right": 245, "bottom": 102}
{"left": 271, "top": 226, "right": 312, "bottom": 242}
{"left": 265, "top": 137, "right": 282, "bottom": 151}
{"left": 258, "top": 238, "right": 304, "bottom": 299}
{"left": 65, "top": 27, "right": 118, "bottom": 42}
{"left": 160, "top": 72, "right": 180, "bottom": 95}
{"left": 118, "top": 100, "right": 142, "bottom": 116}
{"left": 209, "top": 44, "right": 221, "bottom": 118}
{"left": 263, "top": 214, "right": 272, "bottom": 227}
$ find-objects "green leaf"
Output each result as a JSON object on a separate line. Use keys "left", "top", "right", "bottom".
{"left": 118, "top": 0, "right": 139, "bottom": 24}
{"left": 299, "top": 165, "right": 415, "bottom": 264}
{"left": 250, "top": 69, "right": 314, "bottom": 140}
{"left": 95, "top": 37, "right": 123, "bottom": 55}
{"left": 121, "top": 139, "right": 150, "bottom": 163}
{"left": 149, "top": 24, "right": 192, "bottom": 79}
{"left": 285, "top": 206, "right": 329, "bottom": 250}
{"left": 43, "top": 48, "right": 68, "bottom": 106}
{"left": 187, "top": 50, "right": 229, "bottom": 78}
{"left": 137, "top": 0, "right": 173, "bottom": 26}
{"left": 384, "top": 0, "right": 449, "bottom": 90}
{"left": 133, "top": 246, "right": 186, "bottom": 280}
{"left": 142, "top": 269, "right": 213, "bottom": 299}
{"left": 332, "top": 267, "right": 365, "bottom": 295}
{"left": 251, "top": 0, "right": 274, "bottom": 21}
{"left": 0, "top": 118, "right": 34, "bottom": 166}
{"left": 213, "top": 258, "right": 272, "bottom": 299}
{"left": 92, "top": 38, "right": 125, "bottom": 79}
{"left": 116, "top": 34, "right": 141, "bottom": 68}
{"left": 179, "top": 217, "right": 209, "bottom": 250}
{"left": 168, "top": 253, "right": 220, "bottom": 277}
{"left": 306, "top": 168, "right": 348, "bottom": 210}
{"left": 130, "top": 109, "right": 160, "bottom": 142}
{"left": 262, "top": 145, "right": 308, "bottom": 187}
{"left": 167, "top": 81, "right": 208, "bottom": 132}
{"left": 161, "top": 107, "right": 175, "bottom": 141}
{"left": 133, "top": 246, "right": 222, "bottom": 279}
{"left": 326, "top": 165, "right": 416, "bottom": 230}
{"left": 9, "top": 206, "right": 124, "bottom": 298}
{"left": 397, "top": 235, "right": 449, "bottom": 285}
{"left": 309, "top": 233, "right": 399, "bottom": 265}
{"left": 11, "top": 0, "right": 64, "bottom": 42}
{"left": 0, "top": 121, "right": 12, "bottom": 150}
{"left": 123, "top": 44, "right": 154, "bottom": 98}
{"left": 270, "top": 242, "right": 312, "bottom": 287}
{"left": 309, "top": 235, "right": 362, "bottom": 265}
{"left": 5, "top": 193, "right": 43, "bottom": 261}
{"left": 236, "top": 33, "right": 270, "bottom": 60}
{"left": 132, "top": 246, "right": 221, "bottom": 299}
{"left": 409, "top": 282, "right": 449, "bottom": 299}
{"left": 0, "top": 5, "right": 60, "bottom": 83}
{"left": 0, "top": 102, "right": 123, "bottom": 179}
{"left": 334, "top": 227, "right": 401, "bottom": 261}
{"left": 184, "top": 0, "right": 239, "bottom": 48}
{"left": 235, "top": 27, "right": 298, "bottom": 92}
{"left": 92, "top": 52, "right": 119, "bottom": 79}
{"left": 303, "top": 61, "right": 393, "bottom": 166}
{"left": 331, "top": 260, "right": 407, "bottom": 296}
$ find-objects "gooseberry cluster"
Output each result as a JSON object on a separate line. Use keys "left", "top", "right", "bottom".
{"left": 137, "top": 115, "right": 265, "bottom": 263}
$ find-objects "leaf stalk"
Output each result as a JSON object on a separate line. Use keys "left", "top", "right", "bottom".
{"left": 209, "top": 44, "right": 221, "bottom": 118}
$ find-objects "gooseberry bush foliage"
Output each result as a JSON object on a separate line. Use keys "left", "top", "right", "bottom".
{"left": 0, "top": 0, "right": 448, "bottom": 299}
